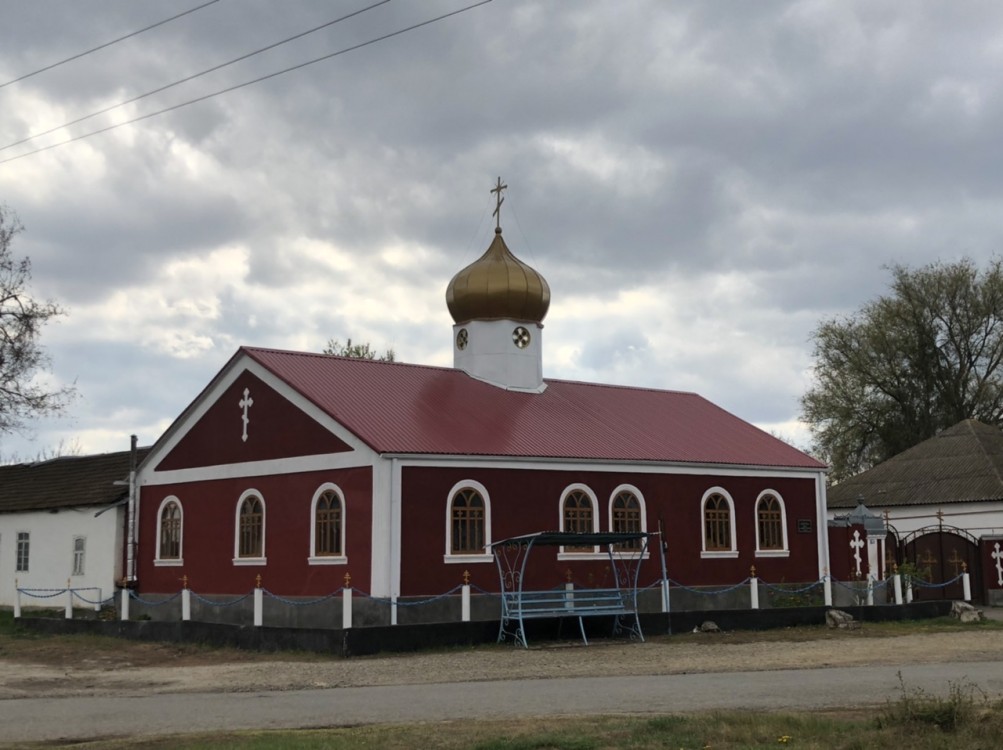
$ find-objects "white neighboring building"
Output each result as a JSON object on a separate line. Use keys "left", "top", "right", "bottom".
{"left": 0, "top": 448, "right": 145, "bottom": 609}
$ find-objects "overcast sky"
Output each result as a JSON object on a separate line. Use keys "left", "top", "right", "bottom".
{"left": 1, "top": 0, "right": 1002, "bottom": 460}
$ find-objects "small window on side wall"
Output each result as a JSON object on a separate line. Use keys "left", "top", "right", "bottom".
{"left": 233, "top": 491, "right": 266, "bottom": 565}
{"left": 701, "top": 488, "right": 738, "bottom": 558}
{"left": 156, "top": 498, "right": 183, "bottom": 565}
{"left": 444, "top": 481, "right": 493, "bottom": 563}
{"left": 72, "top": 537, "right": 85, "bottom": 576}
{"left": 559, "top": 485, "right": 599, "bottom": 555}
{"left": 610, "top": 488, "right": 644, "bottom": 550}
{"left": 755, "top": 491, "right": 790, "bottom": 557}
{"left": 309, "top": 484, "right": 347, "bottom": 564}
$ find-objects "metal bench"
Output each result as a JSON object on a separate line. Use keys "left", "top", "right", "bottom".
{"left": 490, "top": 531, "right": 652, "bottom": 648}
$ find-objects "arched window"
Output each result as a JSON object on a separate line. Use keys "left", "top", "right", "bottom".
{"left": 155, "top": 497, "right": 183, "bottom": 566}
{"left": 234, "top": 491, "right": 266, "bottom": 564}
{"left": 311, "top": 485, "right": 345, "bottom": 561}
{"left": 559, "top": 484, "right": 598, "bottom": 555}
{"left": 451, "top": 488, "right": 485, "bottom": 554}
{"left": 755, "top": 491, "right": 789, "bottom": 557}
{"left": 610, "top": 487, "right": 643, "bottom": 550}
{"left": 701, "top": 488, "right": 737, "bottom": 557}
{"left": 444, "top": 481, "right": 492, "bottom": 562}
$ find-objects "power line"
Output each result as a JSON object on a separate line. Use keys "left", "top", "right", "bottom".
{"left": 0, "top": 0, "right": 392, "bottom": 154}
{"left": 0, "top": 0, "right": 222, "bottom": 89}
{"left": 0, "top": 0, "right": 492, "bottom": 167}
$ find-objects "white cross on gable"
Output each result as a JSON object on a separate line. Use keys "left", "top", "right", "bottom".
{"left": 238, "top": 387, "right": 253, "bottom": 443}
{"left": 850, "top": 530, "right": 865, "bottom": 576}
{"left": 992, "top": 542, "right": 1003, "bottom": 587}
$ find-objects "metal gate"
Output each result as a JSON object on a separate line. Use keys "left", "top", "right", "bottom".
{"left": 901, "top": 525, "right": 981, "bottom": 603}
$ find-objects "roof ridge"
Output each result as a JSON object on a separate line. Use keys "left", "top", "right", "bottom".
{"left": 241, "top": 345, "right": 457, "bottom": 374}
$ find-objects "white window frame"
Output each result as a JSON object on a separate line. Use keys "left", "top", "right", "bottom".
{"left": 700, "top": 486, "right": 738, "bottom": 558}
{"left": 154, "top": 496, "right": 184, "bottom": 567}
{"left": 233, "top": 489, "right": 267, "bottom": 565}
{"left": 309, "top": 483, "right": 348, "bottom": 565}
{"left": 754, "top": 489, "right": 790, "bottom": 558}
{"left": 71, "top": 536, "right": 86, "bottom": 576}
{"left": 16, "top": 531, "right": 30, "bottom": 573}
{"left": 607, "top": 484, "right": 650, "bottom": 559}
{"left": 558, "top": 483, "right": 603, "bottom": 560}
{"left": 444, "top": 479, "right": 493, "bottom": 563}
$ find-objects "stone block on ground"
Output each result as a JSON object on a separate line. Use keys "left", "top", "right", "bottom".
{"left": 826, "top": 609, "right": 860, "bottom": 629}
{"left": 950, "top": 600, "right": 985, "bottom": 623}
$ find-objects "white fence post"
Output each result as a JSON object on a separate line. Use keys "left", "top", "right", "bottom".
{"left": 65, "top": 579, "right": 73, "bottom": 619}
{"left": 962, "top": 564, "right": 972, "bottom": 602}
{"left": 342, "top": 573, "right": 353, "bottom": 630}
{"left": 866, "top": 573, "right": 874, "bottom": 606}
{"left": 661, "top": 578, "right": 670, "bottom": 613}
{"left": 823, "top": 572, "right": 832, "bottom": 607}
{"left": 390, "top": 595, "right": 398, "bottom": 626}
{"left": 893, "top": 573, "right": 903, "bottom": 605}
{"left": 461, "top": 587, "right": 471, "bottom": 623}
{"left": 906, "top": 577, "right": 914, "bottom": 603}
{"left": 749, "top": 567, "right": 759, "bottom": 610}
{"left": 182, "top": 576, "right": 191, "bottom": 622}
{"left": 93, "top": 588, "right": 102, "bottom": 613}
{"left": 120, "top": 585, "right": 130, "bottom": 621}
{"left": 253, "top": 575, "right": 263, "bottom": 628}
{"left": 13, "top": 579, "right": 21, "bottom": 619}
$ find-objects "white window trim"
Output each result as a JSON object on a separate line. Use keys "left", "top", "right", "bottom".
{"left": 606, "top": 484, "right": 650, "bottom": 559}
{"left": 233, "top": 488, "right": 267, "bottom": 565}
{"left": 154, "top": 495, "right": 184, "bottom": 567}
{"left": 444, "top": 479, "right": 493, "bottom": 563}
{"left": 15, "top": 530, "right": 30, "bottom": 573}
{"left": 700, "top": 486, "right": 738, "bottom": 559}
{"left": 308, "top": 482, "right": 348, "bottom": 565}
{"left": 558, "top": 483, "right": 599, "bottom": 557}
{"left": 754, "top": 489, "right": 790, "bottom": 558}
{"left": 71, "top": 536, "right": 86, "bottom": 576}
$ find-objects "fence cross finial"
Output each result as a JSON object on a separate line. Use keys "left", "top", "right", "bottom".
{"left": 462, "top": 569, "right": 470, "bottom": 585}
{"left": 344, "top": 572, "right": 352, "bottom": 588}
{"left": 255, "top": 574, "right": 262, "bottom": 589}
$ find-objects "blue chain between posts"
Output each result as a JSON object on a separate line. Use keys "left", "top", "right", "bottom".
{"left": 189, "top": 590, "right": 253, "bottom": 607}
{"left": 17, "top": 588, "right": 67, "bottom": 599}
{"left": 128, "top": 590, "right": 182, "bottom": 606}
{"left": 911, "top": 574, "right": 964, "bottom": 589}
{"left": 261, "top": 588, "right": 343, "bottom": 606}
{"left": 70, "top": 589, "right": 116, "bottom": 606}
{"left": 760, "top": 580, "right": 824, "bottom": 595}
{"left": 667, "top": 577, "right": 752, "bottom": 595}
{"left": 359, "top": 584, "right": 463, "bottom": 608}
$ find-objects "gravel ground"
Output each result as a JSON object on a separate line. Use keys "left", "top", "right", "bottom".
{"left": 2, "top": 617, "right": 1002, "bottom": 701}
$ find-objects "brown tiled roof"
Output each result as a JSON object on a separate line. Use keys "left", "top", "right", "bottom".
{"left": 827, "top": 419, "right": 1003, "bottom": 508}
{"left": 0, "top": 447, "right": 150, "bottom": 514}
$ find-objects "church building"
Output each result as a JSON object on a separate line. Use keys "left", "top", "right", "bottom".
{"left": 132, "top": 182, "right": 830, "bottom": 619}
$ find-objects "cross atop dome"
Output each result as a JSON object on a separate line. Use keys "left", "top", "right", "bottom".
{"left": 491, "top": 176, "right": 507, "bottom": 232}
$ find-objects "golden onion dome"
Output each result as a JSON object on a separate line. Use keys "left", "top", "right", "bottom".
{"left": 446, "top": 227, "right": 551, "bottom": 324}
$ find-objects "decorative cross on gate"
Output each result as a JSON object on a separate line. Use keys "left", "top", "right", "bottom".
{"left": 238, "top": 387, "right": 253, "bottom": 442}
{"left": 850, "top": 530, "right": 864, "bottom": 576}
{"left": 917, "top": 548, "right": 938, "bottom": 579}
{"left": 946, "top": 549, "right": 965, "bottom": 577}
{"left": 992, "top": 542, "right": 1003, "bottom": 587}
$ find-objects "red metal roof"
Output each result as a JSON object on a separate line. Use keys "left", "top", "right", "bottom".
{"left": 243, "top": 346, "right": 824, "bottom": 470}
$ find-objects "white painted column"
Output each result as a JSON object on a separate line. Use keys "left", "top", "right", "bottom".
{"left": 253, "top": 586, "right": 263, "bottom": 627}
{"left": 182, "top": 589, "right": 192, "bottom": 621}
{"left": 866, "top": 574, "right": 874, "bottom": 606}
{"left": 461, "top": 583, "right": 471, "bottom": 622}
{"left": 962, "top": 570, "right": 972, "bottom": 602}
{"left": 342, "top": 572, "right": 353, "bottom": 630}
{"left": 893, "top": 574, "right": 903, "bottom": 605}
{"left": 13, "top": 580, "right": 21, "bottom": 619}
{"left": 65, "top": 579, "right": 73, "bottom": 619}
{"left": 749, "top": 568, "right": 759, "bottom": 610}
{"left": 93, "top": 589, "right": 102, "bottom": 613}
{"left": 120, "top": 587, "right": 130, "bottom": 621}
{"left": 823, "top": 573, "right": 833, "bottom": 607}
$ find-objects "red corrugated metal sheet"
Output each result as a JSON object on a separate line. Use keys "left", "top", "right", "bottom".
{"left": 243, "top": 347, "right": 824, "bottom": 469}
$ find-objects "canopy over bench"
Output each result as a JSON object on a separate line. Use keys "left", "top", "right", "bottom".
{"left": 489, "top": 531, "right": 652, "bottom": 648}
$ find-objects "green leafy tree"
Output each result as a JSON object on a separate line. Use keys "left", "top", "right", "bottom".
{"left": 0, "top": 205, "right": 74, "bottom": 434}
{"left": 323, "top": 337, "right": 396, "bottom": 362}
{"left": 802, "top": 258, "right": 1003, "bottom": 481}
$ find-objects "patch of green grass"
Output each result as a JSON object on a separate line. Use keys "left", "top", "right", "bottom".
{"left": 24, "top": 696, "right": 1003, "bottom": 750}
